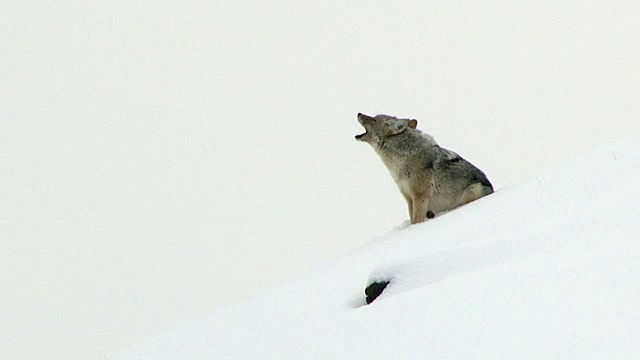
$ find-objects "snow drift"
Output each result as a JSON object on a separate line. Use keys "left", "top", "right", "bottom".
{"left": 114, "top": 140, "right": 640, "bottom": 359}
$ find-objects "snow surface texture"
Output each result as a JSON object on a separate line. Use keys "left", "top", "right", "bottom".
{"left": 115, "top": 140, "right": 640, "bottom": 359}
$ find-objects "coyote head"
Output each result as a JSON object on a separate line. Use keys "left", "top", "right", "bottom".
{"left": 355, "top": 113, "right": 418, "bottom": 145}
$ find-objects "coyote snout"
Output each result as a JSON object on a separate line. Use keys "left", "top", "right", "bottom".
{"left": 356, "top": 113, "right": 493, "bottom": 224}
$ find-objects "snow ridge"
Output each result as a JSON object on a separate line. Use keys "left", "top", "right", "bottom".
{"left": 115, "top": 140, "right": 640, "bottom": 359}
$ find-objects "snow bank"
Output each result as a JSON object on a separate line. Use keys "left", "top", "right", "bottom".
{"left": 114, "top": 140, "right": 640, "bottom": 359}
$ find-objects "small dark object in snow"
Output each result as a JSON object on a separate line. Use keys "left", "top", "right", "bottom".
{"left": 426, "top": 210, "right": 435, "bottom": 219}
{"left": 365, "top": 280, "right": 390, "bottom": 304}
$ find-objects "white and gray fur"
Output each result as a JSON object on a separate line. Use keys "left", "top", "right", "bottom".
{"left": 356, "top": 113, "right": 493, "bottom": 224}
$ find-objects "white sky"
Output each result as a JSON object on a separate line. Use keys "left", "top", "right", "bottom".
{"left": 3, "top": 1, "right": 640, "bottom": 359}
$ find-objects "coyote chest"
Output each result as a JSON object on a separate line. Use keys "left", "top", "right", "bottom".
{"left": 378, "top": 152, "right": 410, "bottom": 182}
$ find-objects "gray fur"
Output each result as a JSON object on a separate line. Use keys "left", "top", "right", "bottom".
{"left": 356, "top": 113, "right": 493, "bottom": 224}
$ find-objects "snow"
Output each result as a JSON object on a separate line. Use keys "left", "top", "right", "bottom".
{"left": 114, "top": 140, "right": 640, "bottom": 359}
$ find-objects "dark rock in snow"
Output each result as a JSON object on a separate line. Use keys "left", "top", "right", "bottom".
{"left": 365, "top": 280, "right": 390, "bottom": 304}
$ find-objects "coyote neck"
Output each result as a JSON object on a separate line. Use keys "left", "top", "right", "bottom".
{"left": 374, "top": 131, "right": 435, "bottom": 157}
{"left": 372, "top": 131, "right": 438, "bottom": 180}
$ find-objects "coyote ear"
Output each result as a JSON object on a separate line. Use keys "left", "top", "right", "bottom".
{"left": 391, "top": 120, "right": 409, "bottom": 134}
{"left": 408, "top": 119, "right": 417, "bottom": 129}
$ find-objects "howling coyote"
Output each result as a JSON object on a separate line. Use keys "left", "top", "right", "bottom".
{"left": 356, "top": 113, "right": 493, "bottom": 224}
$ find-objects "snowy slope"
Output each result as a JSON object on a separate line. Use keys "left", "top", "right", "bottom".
{"left": 114, "top": 140, "right": 640, "bottom": 359}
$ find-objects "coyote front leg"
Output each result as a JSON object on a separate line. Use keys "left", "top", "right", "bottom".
{"left": 401, "top": 190, "right": 414, "bottom": 221}
{"left": 411, "top": 195, "right": 430, "bottom": 224}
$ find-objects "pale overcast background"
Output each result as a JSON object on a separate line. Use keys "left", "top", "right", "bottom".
{"left": 3, "top": 1, "right": 639, "bottom": 359}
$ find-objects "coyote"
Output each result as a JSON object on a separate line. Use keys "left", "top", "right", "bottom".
{"left": 355, "top": 113, "right": 493, "bottom": 224}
